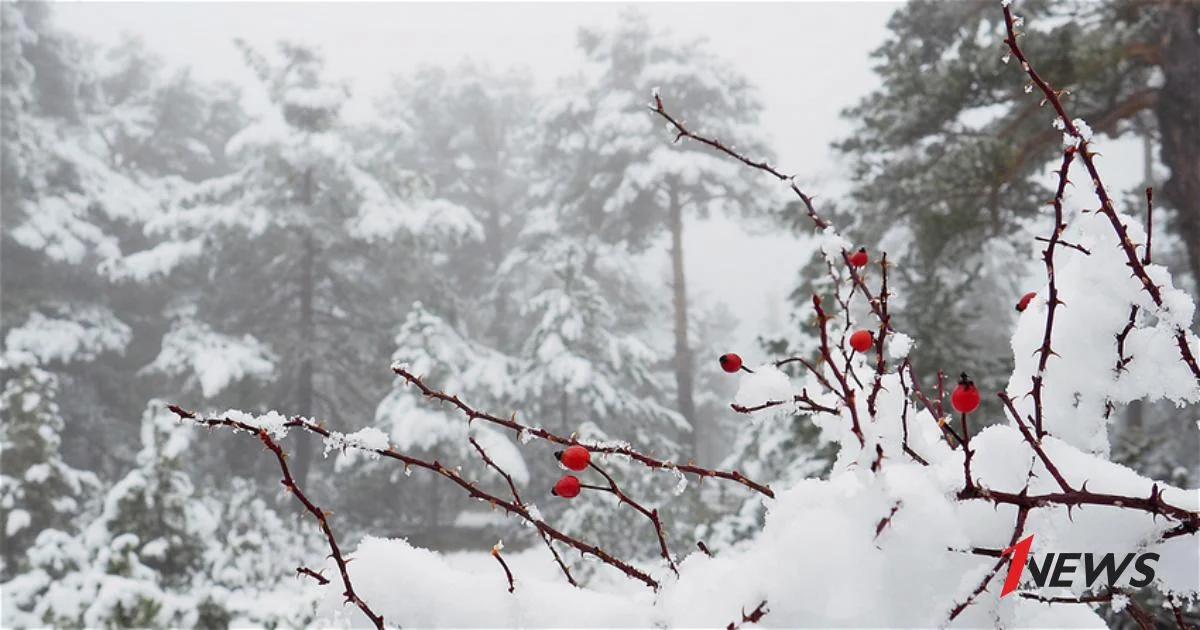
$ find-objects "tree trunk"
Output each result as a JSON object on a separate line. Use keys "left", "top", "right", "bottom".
{"left": 294, "top": 169, "right": 317, "bottom": 487}
{"left": 1156, "top": 3, "right": 1200, "bottom": 296}
{"left": 669, "top": 184, "right": 699, "bottom": 460}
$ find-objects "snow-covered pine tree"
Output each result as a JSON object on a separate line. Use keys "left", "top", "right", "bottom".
{"left": 3, "top": 402, "right": 212, "bottom": 627}
{"left": 334, "top": 61, "right": 538, "bottom": 543}
{"left": 199, "top": 477, "right": 323, "bottom": 627}
{"left": 499, "top": 224, "right": 691, "bottom": 570}
{"left": 348, "top": 303, "right": 527, "bottom": 548}
{"left": 0, "top": 1, "right": 159, "bottom": 477}
{"left": 537, "top": 8, "right": 774, "bottom": 462}
{"left": 0, "top": 353, "right": 101, "bottom": 581}
{"left": 365, "top": 62, "right": 537, "bottom": 349}
{"left": 105, "top": 40, "right": 477, "bottom": 491}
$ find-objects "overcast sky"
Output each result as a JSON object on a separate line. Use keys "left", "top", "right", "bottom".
{"left": 55, "top": 1, "right": 902, "bottom": 355}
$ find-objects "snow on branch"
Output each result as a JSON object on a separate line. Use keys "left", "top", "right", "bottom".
{"left": 167, "top": 4, "right": 1199, "bottom": 627}
{"left": 999, "top": 3, "right": 1200, "bottom": 385}
{"left": 165, "top": 405, "right": 386, "bottom": 630}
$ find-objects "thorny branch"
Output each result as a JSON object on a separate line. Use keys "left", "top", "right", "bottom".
{"left": 650, "top": 12, "right": 1199, "bottom": 624}
{"left": 164, "top": 14, "right": 1200, "bottom": 626}
{"left": 896, "top": 363, "right": 930, "bottom": 466}
{"left": 1030, "top": 147, "right": 1077, "bottom": 438}
{"left": 730, "top": 389, "right": 839, "bottom": 415}
{"left": 651, "top": 93, "right": 829, "bottom": 231}
{"left": 470, "top": 437, "right": 577, "bottom": 586}
{"left": 167, "top": 406, "right": 386, "bottom": 630}
{"left": 1001, "top": 3, "right": 1200, "bottom": 385}
{"left": 812, "top": 294, "right": 865, "bottom": 446}
{"left": 586, "top": 461, "right": 679, "bottom": 576}
{"left": 170, "top": 405, "right": 662, "bottom": 590}
{"left": 947, "top": 500, "right": 1032, "bottom": 622}
{"left": 393, "top": 365, "right": 775, "bottom": 498}
{"left": 997, "top": 392, "right": 1073, "bottom": 493}
{"left": 867, "top": 254, "right": 893, "bottom": 418}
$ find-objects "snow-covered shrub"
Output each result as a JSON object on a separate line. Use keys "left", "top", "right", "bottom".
{"left": 164, "top": 6, "right": 1198, "bottom": 629}
{"left": 1, "top": 401, "right": 322, "bottom": 628}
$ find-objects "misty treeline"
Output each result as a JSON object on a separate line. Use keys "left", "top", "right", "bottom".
{"left": 1, "top": 0, "right": 1196, "bottom": 627}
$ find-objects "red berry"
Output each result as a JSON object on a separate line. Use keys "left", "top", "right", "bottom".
{"left": 559, "top": 445, "right": 590, "bottom": 471}
{"left": 848, "top": 248, "right": 869, "bottom": 267}
{"left": 1016, "top": 291, "right": 1037, "bottom": 313}
{"left": 719, "top": 353, "right": 743, "bottom": 373}
{"left": 849, "top": 329, "right": 873, "bottom": 353}
{"left": 551, "top": 475, "right": 581, "bottom": 499}
{"left": 951, "top": 372, "right": 981, "bottom": 414}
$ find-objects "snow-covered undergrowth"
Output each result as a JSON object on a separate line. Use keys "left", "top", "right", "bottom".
{"left": 257, "top": 155, "right": 1199, "bottom": 628}
{"left": 160, "top": 9, "right": 1199, "bottom": 629}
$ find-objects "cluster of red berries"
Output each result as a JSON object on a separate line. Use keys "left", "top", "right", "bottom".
{"left": 550, "top": 444, "right": 591, "bottom": 499}
{"left": 715, "top": 246, "right": 985, "bottom": 418}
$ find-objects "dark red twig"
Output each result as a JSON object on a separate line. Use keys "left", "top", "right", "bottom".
{"left": 948, "top": 505, "right": 1031, "bottom": 622}
{"left": 491, "top": 543, "right": 515, "bottom": 594}
{"left": 296, "top": 566, "right": 330, "bottom": 585}
{"left": 957, "top": 483, "right": 1198, "bottom": 530}
{"left": 896, "top": 359, "right": 930, "bottom": 466}
{"left": 470, "top": 437, "right": 576, "bottom": 586}
{"left": 586, "top": 461, "right": 679, "bottom": 576}
{"left": 959, "top": 412, "right": 976, "bottom": 492}
{"left": 1001, "top": 4, "right": 1200, "bottom": 385}
{"left": 170, "top": 405, "right": 660, "bottom": 590}
{"left": 1029, "top": 147, "right": 1076, "bottom": 438}
{"left": 650, "top": 93, "right": 828, "bottom": 231}
{"left": 899, "top": 359, "right": 962, "bottom": 448}
{"left": 874, "top": 501, "right": 903, "bottom": 540}
{"left": 1144, "top": 187, "right": 1153, "bottom": 265}
{"left": 730, "top": 389, "right": 839, "bottom": 415}
{"left": 997, "top": 392, "right": 1073, "bottom": 493}
{"left": 725, "top": 600, "right": 769, "bottom": 630}
{"left": 1116, "top": 305, "right": 1140, "bottom": 376}
{"left": 812, "top": 295, "right": 865, "bottom": 446}
{"left": 393, "top": 366, "right": 774, "bottom": 498}
{"left": 867, "top": 253, "right": 893, "bottom": 418}
{"left": 167, "top": 406, "right": 385, "bottom": 630}
{"left": 1034, "top": 236, "right": 1091, "bottom": 255}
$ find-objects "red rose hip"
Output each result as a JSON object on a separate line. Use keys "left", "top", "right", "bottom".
{"left": 551, "top": 475, "right": 581, "bottom": 498}
{"left": 849, "top": 329, "right": 873, "bottom": 353}
{"left": 558, "top": 445, "right": 591, "bottom": 471}
{"left": 951, "top": 372, "right": 981, "bottom": 414}
{"left": 719, "top": 353, "right": 743, "bottom": 373}
{"left": 1016, "top": 291, "right": 1037, "bottom": 312}
{"left": 848, "top": 248, "right": 869, "bottom": 267}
